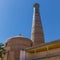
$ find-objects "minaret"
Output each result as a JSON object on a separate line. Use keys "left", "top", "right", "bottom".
{"left": 31, "top": 3, "right": 45, "bottom": 46}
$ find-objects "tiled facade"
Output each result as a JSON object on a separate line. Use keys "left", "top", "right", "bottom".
{"left": 31, "top": 3, "right": 45, "bottom": 46}
{"left": 0, "top": 3, "right": 60, "bottom": 60}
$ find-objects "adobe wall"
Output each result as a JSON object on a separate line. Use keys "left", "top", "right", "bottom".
{"left": 4, "top": 37, "right": 32, "bottom": 60}
{"left": 26, "top": 48, "right": 60, "bottom": 60}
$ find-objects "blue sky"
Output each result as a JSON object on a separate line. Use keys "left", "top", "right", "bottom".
{"left": 0, "top": 0, "right": 60, "bottom": 43}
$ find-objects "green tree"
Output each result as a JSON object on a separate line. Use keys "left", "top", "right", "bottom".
{"left": 0, "top": 43, "right": 6, "bottom": 60}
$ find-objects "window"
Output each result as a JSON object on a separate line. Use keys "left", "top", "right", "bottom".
{"left": 35, "top": 8, "right": 39, "bottom": 13}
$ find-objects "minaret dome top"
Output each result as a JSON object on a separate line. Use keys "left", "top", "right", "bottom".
{"left": 33, "top": 3, "right": 40, "bottom": 8}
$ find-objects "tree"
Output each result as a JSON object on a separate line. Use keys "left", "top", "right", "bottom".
{"left": 0, "top": 43, "right": 6, "bottom": 60}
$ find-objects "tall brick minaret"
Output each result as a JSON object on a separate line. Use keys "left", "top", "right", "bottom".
{"left": 31, "top": 3, "right": 45, "bottom": 46}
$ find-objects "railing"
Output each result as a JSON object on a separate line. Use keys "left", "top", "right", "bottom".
{"left": 32, "top": 54, "right": 60, "bottom": 60}
{"left": 47, "top": 48, "right": 60, "bottom": 56}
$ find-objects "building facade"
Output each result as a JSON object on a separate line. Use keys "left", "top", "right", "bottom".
{"left": 25, "top": 40, "right": 60, "bottom": 60}
{"left": 1, "top": 3, "right": 60, "bottom": 60}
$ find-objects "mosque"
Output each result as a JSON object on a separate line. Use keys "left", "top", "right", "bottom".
{"left": 1, "top": 3, "right": 60, "bottom": 60}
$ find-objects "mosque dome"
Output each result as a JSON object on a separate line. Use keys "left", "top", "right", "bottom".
{"left": 6, "top": 35, "right": 31, "bottom": 43}
{"left": 5, "top": 35, "right": 32, "bottom": 51}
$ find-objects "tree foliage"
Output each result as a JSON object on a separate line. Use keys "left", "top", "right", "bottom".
{"left": 0, "top": 43, "right": 6, "bottom": 58}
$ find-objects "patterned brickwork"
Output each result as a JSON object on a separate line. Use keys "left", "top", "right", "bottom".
{"left": 31, "top": 3, "right": 45, "bottom": 46}
{"left": 4, "top": 36, "right": 32, "bottom": 60}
